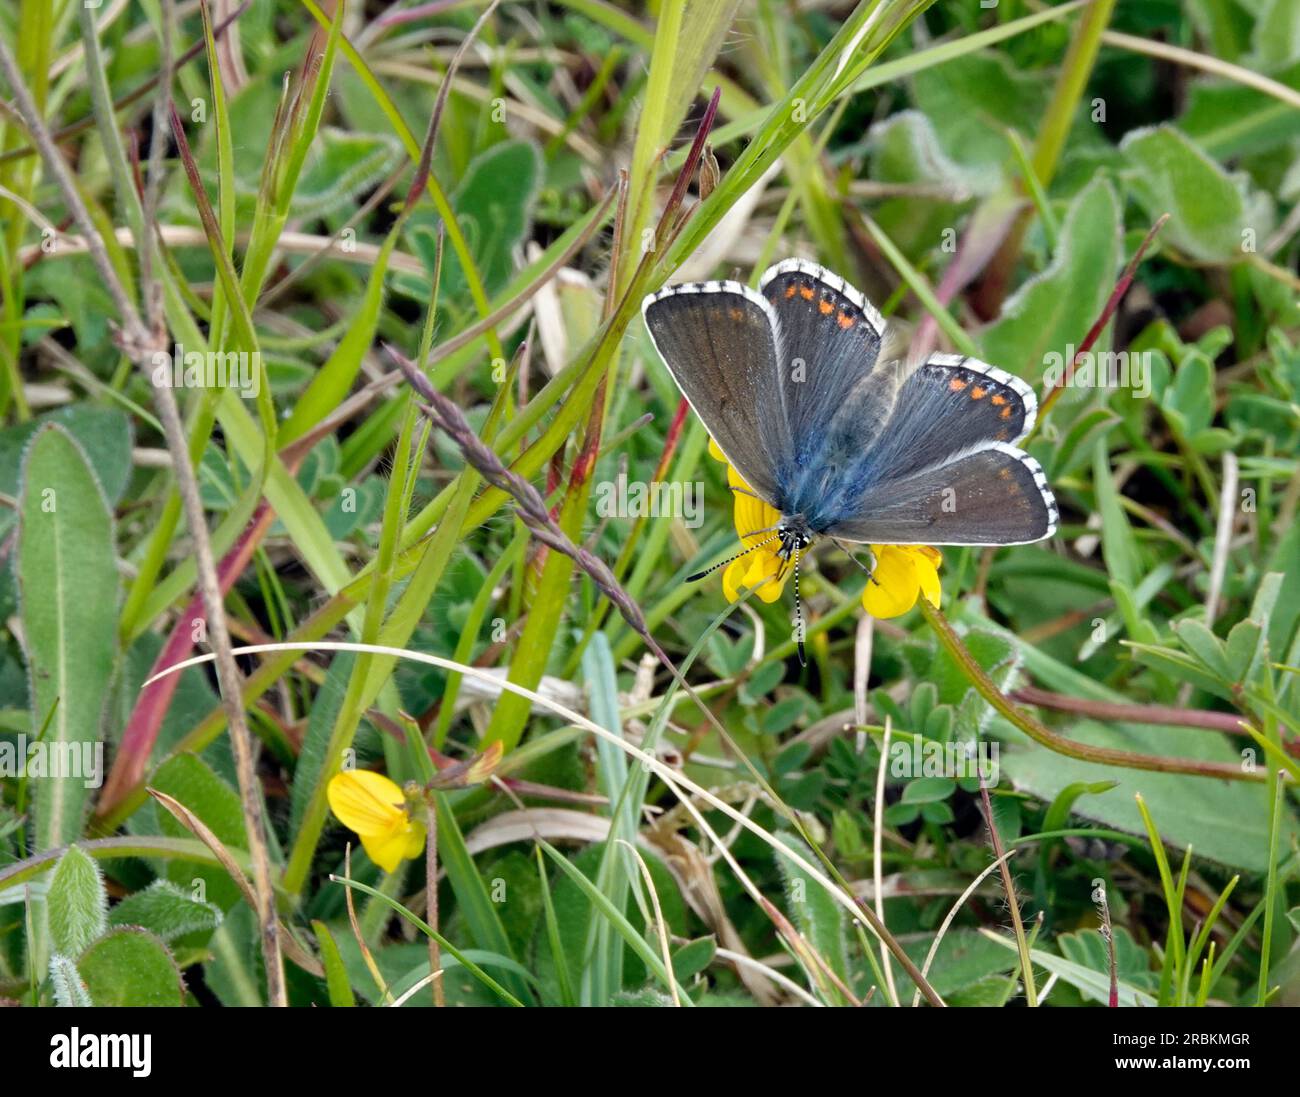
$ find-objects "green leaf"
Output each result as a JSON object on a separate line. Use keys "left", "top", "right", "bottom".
{"left": 1178, "top": 60, "right": 1300, "bottom": 159}
{"left": 964, "top": 607, "right": 1299, "bottom": 872}
{"left": 108, "top": 880, "right": 223, "bottom": 942}
{"left": 289, "top": 128, "right": 403, "bottom": 220}
{"left": 671, "top": 936, "right": 717, "bottom": 983}
{"left": 18, "top": 424, "right": 119, "bottom": 850}
{"left": 910, "top": 53, "right": 1051, "bottom": 193}
{"left": 660, "top": 1, "right": 743, "bottom": 147}
{"left": 1092, "top": 441, "right": 1140, "bottom": 590}
{"left": 1120, "top": 124, "right": 1268, "bottom": 262}
{"left": 48, "top": 954, "right": 93, "bottom": 1007}
{"left": 980, "top": 177, "right": 1122, "bottom": 382}
{"left": 982, "top": 929, "right": 1156, "bottom": 1006}
{"left": 539, "top": 841, "right": 690, "bottom": 1005}
{"left": 902, "top": 776, "right": 956, "bottom": 804}
{"left": 1126, "top": 641, "right": 1239, "bottom": 703}
{"left": 400, "top": 140, "right": 542, "bottom": 303}
{"left": 1224, "top": 618, "right": 1265, "bottom": 684}
{"left": 0, "top": 405, "right": 132, "bottom": 508}
{"left": 1173, "top": 618, "right": 1233, "bottom": 680}
{"left": 311, "top": 919, "right": 355, "bottom": 1007}
{"left": 774, "top": 832, "right": 849, "bottom": 998}
{"left": 1057, "top": 926, "right": 1160, "bottom": 997}
{"left": 889, "top": 927, "right": 1017, "bottom": 1002}
{"left": 76, "top": 928, "right": 185, "bottom": 1007}
{"left": 1000, "top": 709, "right": 1293, "bottom": 874}
{"left": 433, "top": 795, "right": 530, "bottom": 1003}
{"left": 1048, "top": 408, "right": 1120, "bottom": 480}
{"left": 1162, "top": 350, "right": 1216, "bottom": 438}
{"left": 1266, "top": 521, "right": 1300, "bottom": 657}
{"left": 46, "top": 846, "right": 107, "bottom": 957}
{"left": 1253, "top": 0, "right": 1300, "bottom": 65}
{"left": 291, "top": 651, "right": 363, "bottom": 838}
{"left": 1042, "top": 780, "right": 1119, "bottom": 834}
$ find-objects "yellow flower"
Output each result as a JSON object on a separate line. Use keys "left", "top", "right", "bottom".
{"left": 707, "top": 437, "right": 942, "bottom": 619}
{"left": 327, "top": 769, "right": 426, "bottom": 873}
{"left": 861, "top": 543, "right": 942, "bottom": 619}
{"left": 710, "top": 438, "right": 789, "bottom": 603}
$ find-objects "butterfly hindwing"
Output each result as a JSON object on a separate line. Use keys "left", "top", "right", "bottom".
{"left": 825, "top": 443, "right": 1058, "bottom": 546}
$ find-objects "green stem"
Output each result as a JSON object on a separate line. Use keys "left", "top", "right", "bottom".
{"left": 919, "top": 598, "right": 1265, "bottom": 783}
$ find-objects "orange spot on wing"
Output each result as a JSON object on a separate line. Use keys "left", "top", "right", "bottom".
{"left": 836, "top": 311, "right": 855, "bottom": 329}
{"left": 990, "top": 394, "right": 1007, "bottom": 406}
{"left": 998, "top": 468, "right": 1012, "bottom": 480}
{"left": 949, "top": 377, "right": 968, "bottom": 392}
{"left": 1000, "top": 405, "right": 1013, "bottom": 420}
{"left": 970, "top": 386, "right": 987, "bottom": 400}
{"left": 785, "top": 284, "right": 797, "bottom": 299}
{"left": 799, "top": 286, "right": 815, "bottom": 300}
{"left": 818, "top": 299, "right": 834, "bottom": 315}
{"left": 729, "top": 307, "right": 744, "bottom": 321}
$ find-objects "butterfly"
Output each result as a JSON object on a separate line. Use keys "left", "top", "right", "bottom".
{"left": 642, "top": 258, "right": 1058, "bottom": 637}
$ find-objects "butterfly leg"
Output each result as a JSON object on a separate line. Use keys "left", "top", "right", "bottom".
{"left": 832, "top": 538, "right": 881, "bottom": 586}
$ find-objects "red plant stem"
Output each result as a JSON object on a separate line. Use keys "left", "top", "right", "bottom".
{"left": 1035, "top": 213, "right": 1169, "bottom": 426}
{"left": 654, "top": 87, "right": 722, "bottom": 260}
{"left": 1012, "top": 686, "right": 1299, "bottom": 756}
{"left": 655, "top": 397, "right": 690, "bottom": 481}
{"left": 97, "top": 500, "right": 278, "bottom": 816}
{"left": 1012, "top": 686, "right": 1248, "bottom": 732}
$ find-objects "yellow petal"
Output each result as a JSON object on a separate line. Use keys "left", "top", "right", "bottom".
{"left": 723, "top": 547, "right": 787, "bottom": 603}
{"left": 915, "top": 545, "right": 943, "bottom": 568}
{"left": 403, "top": 818, "right": 428, "bottom": 860}
{"left": 734, "top": 490, "right": 781, "bottom": 546}
{"left": 722, "top": 557, "right": 747, "bottom": 602}
{"left": 862, "top": 544, "right": 920, "bottom": 618}
{"left": 360, "top": 814, "right": 427, "bottom": 874}
{"left": 327, "top": 769, "right": 407, "bottom": 838}
{"left": 708, "top": 436, "right": 728, "bottom": 463}
{"left": 913, "top": 550, "right": 942, "bottom": 607}
{"left": 743, "top": 551, "right": 787, "bottom": 603}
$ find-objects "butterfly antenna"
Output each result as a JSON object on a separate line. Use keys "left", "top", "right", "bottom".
{"left": 686, "top": 534, "right": 778, "bottom": 582}
{"left": 793, "top": 548, "right": 806, "bottom": 667}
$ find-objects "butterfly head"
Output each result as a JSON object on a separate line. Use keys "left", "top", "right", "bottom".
{"left": 776, "top": 515, "right": 814, "bottom": 561}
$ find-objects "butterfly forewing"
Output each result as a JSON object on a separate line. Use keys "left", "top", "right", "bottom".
{"left": 760, "top": 261, "right": 919, "bottom": 521}
{"left": 642, "top": 282, "right": 789, "bottom": 504}
{"left": 758, "top": 259, "right": 889, "bottom": 452}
